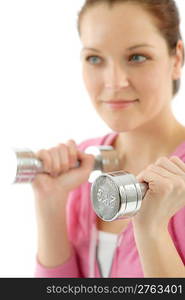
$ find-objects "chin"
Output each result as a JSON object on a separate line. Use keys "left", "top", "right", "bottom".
{"left": 104, "top": 121, "right": 134, "bottom": 133}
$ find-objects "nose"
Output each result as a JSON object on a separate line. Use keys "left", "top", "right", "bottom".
{"left": 104, "top": 63, "right": 129, "bottom": 90}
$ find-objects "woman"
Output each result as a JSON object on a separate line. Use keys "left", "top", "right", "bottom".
{"left": 34, "top": 0, "right": 185, "bottom": 277}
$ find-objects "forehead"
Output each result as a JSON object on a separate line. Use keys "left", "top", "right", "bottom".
{"left": 80, "top": 3, "right": 164, "bottom": 48}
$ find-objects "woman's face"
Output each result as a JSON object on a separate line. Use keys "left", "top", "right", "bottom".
{"left": 80, "top": 3, "right": 181, "bottom": 132}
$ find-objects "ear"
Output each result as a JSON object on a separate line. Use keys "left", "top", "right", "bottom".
{"left": 172, "top": 39, "right": 184, "bottom": 80}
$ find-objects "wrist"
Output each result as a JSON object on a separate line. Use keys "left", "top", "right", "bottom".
{"left": 132, "top": 219, "right": 169, "bottom": 239}
{"left": 34, "top": 192, "right": 69, "bottom": 216}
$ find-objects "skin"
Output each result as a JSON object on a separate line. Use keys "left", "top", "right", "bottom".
{"left": 80, "top": 2, "right": 185, "bottom": 276}
{"left": 80, "top": 2, "right": 184, "bottom": 164}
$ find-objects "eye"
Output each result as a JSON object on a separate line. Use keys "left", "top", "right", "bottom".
{"left": 85, "top": 55, "right": 102, "bottom": 65}
{"left": 129, "top": 54, "right": 148, "bottom": 63}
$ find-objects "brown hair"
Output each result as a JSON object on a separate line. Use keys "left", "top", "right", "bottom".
{"left": 77, "top": 0, "right": 185, "bottom": 96}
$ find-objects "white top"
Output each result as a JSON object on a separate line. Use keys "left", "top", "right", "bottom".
{"left": 97, "top": 230, "right": 118, "bottom": 277}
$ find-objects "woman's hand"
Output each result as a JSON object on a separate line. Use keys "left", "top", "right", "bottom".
{"left": 32, "top": 139, "right": 95, "bottom": 267}
{"left": 31, "top": 139, "right": 95, "bottom": 215}
{"left": 134, "top": 156, "right": 185, "bottom": 229}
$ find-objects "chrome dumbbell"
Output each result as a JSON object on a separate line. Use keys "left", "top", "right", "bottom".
{"left": 91, "top": 171, "right": 148, "bottom": 221}
{"left": 12, "top": 145, "right": 119, "bottom": 183}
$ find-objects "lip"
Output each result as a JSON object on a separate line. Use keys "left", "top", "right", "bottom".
{"left": 106, "top": 99, "right": 138, "bottom": 103}
{"left": 103, "top": 99, "right": 138, "bottom": 109}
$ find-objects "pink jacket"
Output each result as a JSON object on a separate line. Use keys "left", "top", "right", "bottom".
{"left": 35, "top": 132, "right": 185, "bottom": 277}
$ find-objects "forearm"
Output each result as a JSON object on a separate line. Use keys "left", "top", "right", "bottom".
{"left": 36, "top": 197, "right": 72, "bottom": 268}
{"left": 37, "top": 215, "right": 72, "bottom": 268}
{"left": 133, "top": 223, "right": 185, "bottom": 278}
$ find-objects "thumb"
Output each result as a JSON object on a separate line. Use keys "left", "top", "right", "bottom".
{"left": 136, "top": 171, "right": 145, "bottom": 183}
{"left": 77, "top": 151, "right": 95, "bottom": 170}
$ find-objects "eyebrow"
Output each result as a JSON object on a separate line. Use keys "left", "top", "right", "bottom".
{"left": 81, "top": 44, "right": 155, "bottom": 53}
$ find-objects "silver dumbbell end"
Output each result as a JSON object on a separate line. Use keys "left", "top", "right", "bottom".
{"left": 91, "top": 171, "right": 148, "bottom": 221}
{"left": 13, "top": 145, "right": 119, "bottom": 183}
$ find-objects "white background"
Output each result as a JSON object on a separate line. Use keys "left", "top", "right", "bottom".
{"left": 0, "top": 0, "right": 184, "bottom": 277}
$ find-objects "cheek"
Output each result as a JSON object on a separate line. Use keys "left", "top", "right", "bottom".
{"left": 141, "top": 61, "right": 172, "bottom": 91}
{"left": 133, "top": 66, "right": 165, "bottom": 95}
{"left": 82, "top": 67, "right": 102, "bottom": 97}
{"left": 129, "top": 65, "right": 172, "bottom": 118}
{"left": 133, "top": 63, "right": 172, "bottom": 111}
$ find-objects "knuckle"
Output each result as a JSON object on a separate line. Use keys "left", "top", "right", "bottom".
{"left": 58, "top": 143, "right": 68, "bottom": 154}
{"left": 147, "top": 164, "right": 155, "bottom": 170}
{"left": 155, "top": 156, "right": 168, "bottom": 165}
{"left": 170, "top": 156, "right": 180, "bottom": 162}
{"left": 58, "top": 144, "right": 67, "bottom": 154}
{"left": 36, "top": 149, "right": 47, "bottom": 158}
{"left": 57, "top": 144, "right": 66, "bottom": 153}
{"left": 66, "top": 139, "right": 76, "bottom": 145}
{"left": 49, "top": 146, "right": 58, "bottom": 153}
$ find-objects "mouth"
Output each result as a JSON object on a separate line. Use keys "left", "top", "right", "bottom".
{"left": 102, "top": 99, "right": 138, "bottom": 109}
{"left": 105, "top": 99, "right": 138, "bottom": 103}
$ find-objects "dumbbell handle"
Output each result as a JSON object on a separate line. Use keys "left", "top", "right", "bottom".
{"left": 14, "top": 149, "right": 77, "bottom": 183}
{"left": 13, "top": 146, "right": 119, "bottom": 183}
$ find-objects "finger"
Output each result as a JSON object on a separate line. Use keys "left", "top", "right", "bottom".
{"left": 137, "top": 164, "right": 170, "bottom": 181}
{"left": 136, "top": 166, "right": 172, "bottom": 193}
{"left": 66, "top": 139, "right": 78, "bottom": 167}
{"left": 169, "top": 156, "right": 185, "bottom": 172}
{"left": 36, "top": 149, "right": 52, "bottom": 173}
{"left": 155, "top": 156, "right": 185, "bottom": 176}
{"left": 76, "top": 150, "right": 94, "bottom": 170}
{"left": 57, "top": 144, "right": 70, "bottom": 173}
{"left": 146, "top": 164, "right": 179, "bottom": 179}
{"left": 48, "top": 147, "right": 62, "bottom": 176}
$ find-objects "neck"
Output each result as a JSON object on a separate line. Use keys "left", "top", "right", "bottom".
{"left": 114, "top": 106, "right": 185, "bottom": 170}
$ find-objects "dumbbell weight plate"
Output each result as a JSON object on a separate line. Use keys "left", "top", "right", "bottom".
{"left": 91, "top": 171, "right": 148, "bottom": 221}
